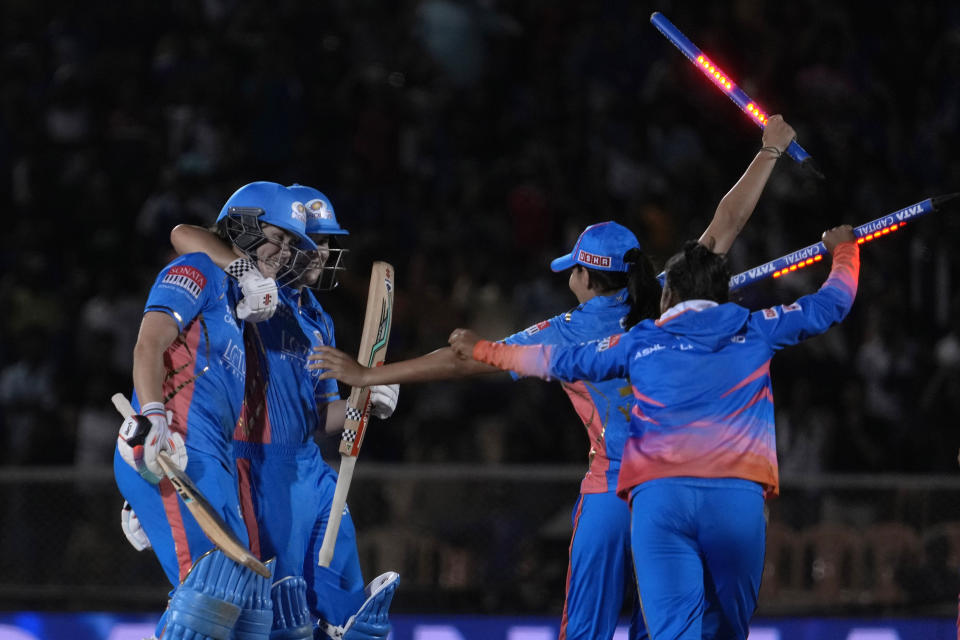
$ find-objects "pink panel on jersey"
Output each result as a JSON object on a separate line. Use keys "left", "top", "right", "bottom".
{"left": 618, "top": 424, "right": 779, "bottom": 501}
{"left": 234, "top": 327, "right": 272, "bottom": 443}
{"left": 162, "top": 317, "right": 206, "bottom": 440}
{"left": 562, "top": 380, "right": 610, "bottom": 494}
{"left": 720, "top": 360, "right": 771, "bottom": 398}
{"left": 236, "top": 458, "right": 262, "bottom": 560}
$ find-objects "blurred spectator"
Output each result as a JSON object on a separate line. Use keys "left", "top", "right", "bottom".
{"left": 0, "top": 0, "right": 956, "bottom": 475}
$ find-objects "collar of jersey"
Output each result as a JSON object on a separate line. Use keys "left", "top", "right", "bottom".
{"left": 583, "top": 287, "right": 629, "bottom": 309}
{"left": 656, "top": 299, "right": 718, "bottom": 326}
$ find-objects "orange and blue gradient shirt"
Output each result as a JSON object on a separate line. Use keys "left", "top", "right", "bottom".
{"left": 234, "top": 287, "right": 341, "bottom": 448}
{"left": 476, "top": 242, "right": 860, "bottom": 499}
{"left": 502, "top": 289, "right": 634, "bottom": 494}
{"left": 141, "top": 252, "right": 246, "bottom": 468}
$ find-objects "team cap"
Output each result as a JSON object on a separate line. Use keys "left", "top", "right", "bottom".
{"left": 550, "top": 221, "right": 641, "bottom": 273}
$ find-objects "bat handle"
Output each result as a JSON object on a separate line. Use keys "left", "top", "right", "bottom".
{"left": 784, "top": 140, "right": 825, "bottom": 179}
{"left": 318, "top": 455, "right": 357, "bottom": 567}
{"left": 112, "top": 393, "right": 135, "bottom": 419}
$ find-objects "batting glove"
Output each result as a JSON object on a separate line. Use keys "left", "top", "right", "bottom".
{"left": 121, "top": 501, "right": 151, "bottom": 551}
{"left": 228, "top": 258, "right": 279, "bottom": 323}
{"left": 369, "top": 384, "right": 399, "bottom": 420}
{"left": 117, "top": 402, "right": 187, "bottom": 484}
{"left": 319, "top": 571, "right": 399, "bottom": 640}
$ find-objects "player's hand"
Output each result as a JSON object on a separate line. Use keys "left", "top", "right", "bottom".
{"left": 822, "top": 225, "right": 856, "bottom": 253}
{"left": 121, "top": 501, "right": 151, "bottom": 551}
{"left": 761, "top": 115, "right": 796, "bottom": 155}
{"left": 117, "top": 402, "right": 187, "bottom": 483}
{"left": 228, "top": 258, "right": 279, "bottom": 323}
{"left": 448, "top": 328, "right": 481, "bottom": 360}
{"left": 309, "top": 346, "right": 370, "bottom": 387}
{"left": 369, "top": 384, "right": 399, "bottom": 420}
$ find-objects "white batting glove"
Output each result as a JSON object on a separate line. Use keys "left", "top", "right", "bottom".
{"left": 228, "top": 258, "right": 279, "bottom": 323}
{"left": 368, "top": 384, "right": 399, "bottom": 420}
{"left": 117, "top": 402, "right": 187, "bottom": 484}
{"left": 121, "top": 501, "right": 151, "bottom": 551}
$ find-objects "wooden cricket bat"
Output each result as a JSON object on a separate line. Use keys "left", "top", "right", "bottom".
{"left": 111, "top": 393, "right": 270, "bottom": 578}
{"left": 317, "top": 261, "right": 395, "bottom": 568}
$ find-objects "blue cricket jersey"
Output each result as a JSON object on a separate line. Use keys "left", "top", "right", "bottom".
{"left": 141, "top": 253, "right": 246, "bottom": 467}
{"left": 503, "top": 289, "right": 634, "bottom": 494}
{"left": 474, "top": 243, "right": 861, "bottom": 500}
{"left": 233, "top": 286, "right": 340, "bottom": 446}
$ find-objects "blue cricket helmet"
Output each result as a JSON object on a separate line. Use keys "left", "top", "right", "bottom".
{"left": 287, "top": 184, "right": 349, "bottom": 236}
{"left": 217, "top": 181, "right": 317, "bottom": 252}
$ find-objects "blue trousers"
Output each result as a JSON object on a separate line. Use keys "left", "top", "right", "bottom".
{"left": 114, "top": 446, "right": 248, "bottom": 587}
{"left": 562, "top": 490, "right": 645, "bottom": 640}
{"left": 236, "top": 442, "right": 365, "bottom": 626}
{"left": 629, "top": 478, "right": 765, "bottom": 640}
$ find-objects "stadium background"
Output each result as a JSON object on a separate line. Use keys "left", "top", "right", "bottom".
{"left": 1, "top": 0, "right": 960, "bottom": 637}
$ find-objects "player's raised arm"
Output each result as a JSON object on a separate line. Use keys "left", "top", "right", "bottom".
{"left": 755, "top": 225, "right": 860, "bottom": 350}
{"left": 698, "top": 115, "right": 796, "bottom": 254}
{"left": 308, "top": 343, "right": 501, "bottom": 386}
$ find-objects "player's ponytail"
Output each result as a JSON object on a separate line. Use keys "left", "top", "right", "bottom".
{"left": 622, "top": 248, "right": 661, "bottom": 329}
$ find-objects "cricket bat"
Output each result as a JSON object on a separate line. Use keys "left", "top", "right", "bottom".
{"left": 111, "top": 393, "right": 270, "bottom": 578}
{"left": 317, "top": 261, "right": 395, "bottom": 568}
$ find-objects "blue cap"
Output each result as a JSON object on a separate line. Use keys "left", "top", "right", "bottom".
{"left": 287, "top": 184, "right": 349, "bottom": 236}
{"left": 217, "top": 181, "right": 316, "bottom": 250}
{"left": 550, "top": 221, "right": 640, "bottom": 272}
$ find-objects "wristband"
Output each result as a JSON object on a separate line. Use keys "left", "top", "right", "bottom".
{"left": 759, "top": 146, "right": 783, "bottom": 158}
{"left": 226, "top": 258, "right": 258, "bottom": 280}
{"left": 140, "top": 401, "right": 166, "bottom": 418}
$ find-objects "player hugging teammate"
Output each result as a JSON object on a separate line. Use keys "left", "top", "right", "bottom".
{"left": 116, "top": 182, "right": 399, "bottom": 640}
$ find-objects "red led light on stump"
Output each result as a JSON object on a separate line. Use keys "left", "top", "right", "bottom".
{"left": 857, "top": 222, "right": 905, "bottom": 244}
{"left": 771, "top": 255, "right": 823, "bottom": 279}
{"left": 696, "top": 55, "right": 733, "bottom": 90}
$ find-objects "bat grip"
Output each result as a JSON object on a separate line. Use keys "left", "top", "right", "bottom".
{"left": 785, "top": 139, "right": 810, "bottom": 163}
{"left": 781, "top": 140, "right": 824, "bottom": 180}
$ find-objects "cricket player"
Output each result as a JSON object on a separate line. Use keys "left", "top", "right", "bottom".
{"left": 310, "top": 117, "right": 798, "bottom": 639}
{"left": 451, "top": 225, "right": 860, "bottom": 640}
{"left": 115, "top": 180, "right": 316, "bottom": 639}
{"left": 165, "top": 184, "right": 400, "bottom": 640}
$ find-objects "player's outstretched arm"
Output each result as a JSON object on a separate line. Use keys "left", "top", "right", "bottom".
{"left": 698, "top": 115, "right": 796, "bottom": 254}
{"left": 170, "top": 224, "right": 236, "bottom": 267}
{"left": 309, "top": 344, "right": 500, "bottom": 386}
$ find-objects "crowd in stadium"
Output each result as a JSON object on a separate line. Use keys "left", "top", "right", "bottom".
{"left": 1, "top": 0, "right": 959, "bottom": 477}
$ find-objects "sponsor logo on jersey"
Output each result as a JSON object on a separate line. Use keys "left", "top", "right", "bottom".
{"left": 633, "top": 343, "right": 665, "bottom": 359}
{"left": 162, "top": 265, "right": 206, "bottom": 298}
{"left": 524, "top": 320, "right": 551, "bottom": 335}
{"left": 279, "top": 329, "right": 310, "bottom": 363}
{"left": 220, "top": 338, "right": 246, "bottom": 379}
{"left": 291, "top": 201, "right": 307, "bottom": 224}
{"left": 762, "top": 307, "right": 779, "bottom": 320}
{"left": 577, "top": 250, "right": 611, "bottom": 268}
{"left": 782, "top": 302, "right": 802, "bottom": 313}
{"left": 597, "top": 333, "right": 621, "bottom": 351}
